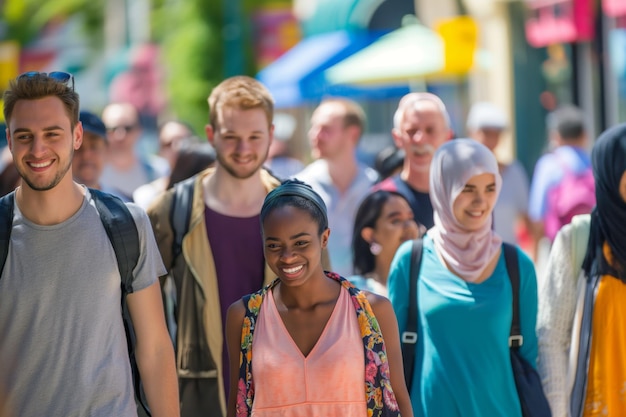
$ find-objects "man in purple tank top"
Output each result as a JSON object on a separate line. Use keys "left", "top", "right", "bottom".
{"left": 147, "top": 76, "right": 282, "bottom": 417}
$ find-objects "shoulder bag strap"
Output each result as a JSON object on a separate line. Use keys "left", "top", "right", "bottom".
{"left": 170, "top": 176, "right": 195, "bottom": 263}
{"left": 0, "top": 191, "right": 15, "bottom": 277}
{"left": 570, "top": 263, "right": 600, "bottom": 417}
{"left": 90, "top": 188, "right": 139, "bottom": 292}
{"left": 393, "top": 176, "right": 418, "bottom": 210}
{"left": 402, "top": 238, "right": 423, "bottom": 391}
{"left": 90, "top": 188, "right": 149, "bottom": 415}
{"left": 503, "top": 242, "right": 522, "bottom": 348}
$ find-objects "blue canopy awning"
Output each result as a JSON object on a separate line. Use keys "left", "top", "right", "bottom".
{"left": 257, "top": 30, "right": 410, "bottom": 108}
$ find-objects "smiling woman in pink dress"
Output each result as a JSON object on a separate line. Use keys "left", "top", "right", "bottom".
{"left": 224, "top": 179, "right": 413, "bottom": 417}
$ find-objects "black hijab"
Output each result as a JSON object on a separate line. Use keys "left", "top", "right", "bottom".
{"left": 582, "top": 123, "right": 626, "bottom": 280}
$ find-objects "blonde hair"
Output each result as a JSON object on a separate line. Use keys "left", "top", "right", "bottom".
{"left": 207, "top": 76, "right": 274, "bottom": 130}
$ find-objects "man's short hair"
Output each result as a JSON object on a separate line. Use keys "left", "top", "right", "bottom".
{"left": 548, "top": 105, "right": 586, "bottom": 141}
{"left": 207, "top": 76, "right": 274, "bottom": 130}
{"left": 393, "top": 92, "right": 451, "bottom": 129}
{"left": 319, "top": 97, "right": 366, "bottom": 135}
{"left": 3, "top": 72, "right": 80, "bottom": 129}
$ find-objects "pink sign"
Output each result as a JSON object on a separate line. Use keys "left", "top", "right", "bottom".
{"left": 525, "top": 0, "right": 594, "bottom": 47}
{"left": 253, "top": 6, "right": 301, "bottom": 69}
{"left": 604, "top": 0, "right": 626, "bottom": 17}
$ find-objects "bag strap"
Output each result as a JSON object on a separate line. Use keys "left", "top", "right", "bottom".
{"left": 0, "top": 191, "right": 15, "bottom": 277}
{"left": 401, "top": 238, "right": 423, "bottom": 391}
{"left": 392, "top": 176, "right": 419, "bottom": 211}
{"left": 503, "top": 242, "right": 523, "bottom": 348}
{"left": 90, "top": 188, "right": 140, "bottom": 292}
{"left": 170, "top": 176, "right": 195, "bottom": 263}
{"left": 90, "top": 189, "right": 149, "bottom": 416}
{"left": 570, "top": 265, "right": 599, "bottom": 417}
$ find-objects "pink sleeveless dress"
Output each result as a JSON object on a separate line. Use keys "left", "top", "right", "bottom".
{"left": 250, "top": 287, "right": 367, "bottom": 417}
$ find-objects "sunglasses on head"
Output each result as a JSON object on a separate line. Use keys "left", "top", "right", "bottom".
{"left": 17, "top": 71, "right": 75, "bottom": 91}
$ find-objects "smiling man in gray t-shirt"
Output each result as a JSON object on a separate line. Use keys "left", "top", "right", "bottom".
{"left": 0, "top": 72, "right": 179, "bottom": 417}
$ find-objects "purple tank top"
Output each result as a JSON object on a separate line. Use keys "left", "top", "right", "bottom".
{"left": 204, "top": 206, "right": 265, "bottom": 398}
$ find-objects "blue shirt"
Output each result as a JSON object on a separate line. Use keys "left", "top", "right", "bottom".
{"left": 387, "top": 236, "right": 538, "bottom": 417}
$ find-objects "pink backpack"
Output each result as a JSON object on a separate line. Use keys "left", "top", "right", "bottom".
{"left": 544, "top": 158, "right": 595, "bottom": 242}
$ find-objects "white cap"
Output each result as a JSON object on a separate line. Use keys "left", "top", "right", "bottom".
{"left": 273, "top": 113, "right": 297, "bottom": 142}
{"left": 466, "top": 102, "right": 508, "bottom": 131}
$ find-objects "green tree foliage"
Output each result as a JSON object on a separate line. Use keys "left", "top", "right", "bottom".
{"left": 154, "top": 0, "right": 290, "bottom": 133}
{"left": 2, "top": 0, "right": 293, "bottom": 134}
{"left": 153, "top": 0, "right": 224, "bottom": 134}
{"left": 2, "top": 0, "right": 105, "bottom": 46}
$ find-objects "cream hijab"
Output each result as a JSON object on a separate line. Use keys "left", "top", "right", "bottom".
{"left": 428, "top": 139, "right": 503, "bottom": 282}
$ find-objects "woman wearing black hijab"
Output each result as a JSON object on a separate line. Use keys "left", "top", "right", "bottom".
{"left": 536, "top": 123, "right": 626, "bottom": 417}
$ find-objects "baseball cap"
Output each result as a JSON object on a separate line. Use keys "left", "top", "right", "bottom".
{"left": 79, "top": 110, "right": 107, "bottom": 139}
{"left": 466, "top": 102, "right": 508, "bottom": 131}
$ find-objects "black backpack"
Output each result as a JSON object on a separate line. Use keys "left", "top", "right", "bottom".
{"left": 170, "top": 176, "right": 195, "bottom": 264}
{"left": 0, "top": 189, "right": 150, "bottom": 416}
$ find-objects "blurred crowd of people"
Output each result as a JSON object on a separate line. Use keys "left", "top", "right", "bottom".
{"left": 1, "top": 69, "right": 624, "bottom": 417}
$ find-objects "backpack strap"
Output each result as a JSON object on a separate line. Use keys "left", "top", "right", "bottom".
{"left": 0, "top": 191, "right": 15, "bottom": 277}
{"left": 170, "top": 176, "right": 195, "bottom": 263}
{"left": 392, "top": 176, "right": 418, "bottom": 212}
{"left": 90, "top": 188, "right": 140, "bottom": 292}
{"left": 90, "top": 189, "right": 150, "bottom": 415}
{"left": 401, "top": 238, "right": 423, "bottom": 391}
{"left": 570, "top": 262, "right": 600, "bottom": 417}
{"left": 503, "top": 242, "right": 522, "bottom": 348}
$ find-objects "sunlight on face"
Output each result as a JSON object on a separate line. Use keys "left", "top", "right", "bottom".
{"left": 452, "top": 173, "right": 497, "bottom": 231}
{"left": 395, "top": 101, "right": 450, "bottom": 173}
{"left": 212, "top": 107, "right": 272, "bottom": 179}
{"left": 262, "top": 205, "right": 329, "bottom": 287}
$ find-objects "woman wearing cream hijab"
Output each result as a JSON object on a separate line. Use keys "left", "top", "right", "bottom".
{"left": 388, "top": 139, "right": 540, "bottom": 416}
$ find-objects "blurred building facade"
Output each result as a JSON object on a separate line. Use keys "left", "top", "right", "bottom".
{"left": 257, "top": 0, "right": 626, "bottom": 177}
{"left": 2, "top": 0, "right": 625, "bottom": 173}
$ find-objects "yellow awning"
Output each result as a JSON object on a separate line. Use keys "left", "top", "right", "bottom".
{"left": 324, "top": 15, "right": 479, "bottom": 86}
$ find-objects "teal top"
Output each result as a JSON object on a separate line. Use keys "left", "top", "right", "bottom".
{"left": 387, "top": 236, "right": 538, "bottom": 417}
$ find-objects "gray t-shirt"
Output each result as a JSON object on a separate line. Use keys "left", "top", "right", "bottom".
{"left": 0, "top": 188, "right": 166, "bottom": 417}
